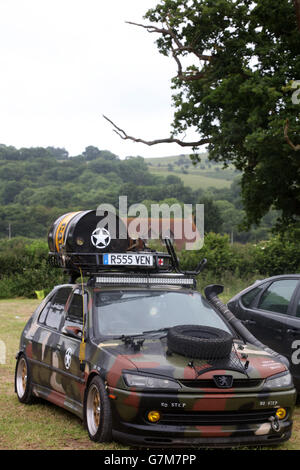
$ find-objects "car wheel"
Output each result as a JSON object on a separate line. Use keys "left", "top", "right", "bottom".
{"left": 15, "top": 353, "right": 33, "bottom": 404}
{"left": 85, "top": 376, "right": 112, "bottom": 442}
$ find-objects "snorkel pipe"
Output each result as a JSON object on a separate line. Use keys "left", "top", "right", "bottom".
{"left": 204, "top": 284, "right": 290, "bottom": 369}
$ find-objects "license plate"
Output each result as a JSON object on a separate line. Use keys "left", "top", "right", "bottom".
{"left": 103, "top": 253, "right": 154, "bottom": 267}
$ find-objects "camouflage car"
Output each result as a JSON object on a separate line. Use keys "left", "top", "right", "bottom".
{"left": 15, "top": 274, "right": 297, "bottom": 447}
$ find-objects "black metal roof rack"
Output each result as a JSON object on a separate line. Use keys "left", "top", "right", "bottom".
{"left": 48, "top": 249, "right": 173, "bottom": 275}
{"left": 47, "top": 210, "right": 207, "bottom": 284}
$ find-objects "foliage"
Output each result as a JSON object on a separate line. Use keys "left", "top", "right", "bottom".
{"left": 0, "top": 230, "right": 300, "bottom": 298}
{"left": 0, "top": 238, "right": 65, "bottom": 298}
{"left": 178, "top": 231, "right": 300, "bottom": 279}
{"left": 0, "top": 143, "right": 281, "bottom": 243}
{"left": 144, "top": 0, "right": 300, "bottom": 229}
{"left": 254, "top": 232, "right": 300, "bottom": 275}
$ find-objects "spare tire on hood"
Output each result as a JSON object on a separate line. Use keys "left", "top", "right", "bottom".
{"left": 167, "top": 325, "right": 233, "bottom": 360}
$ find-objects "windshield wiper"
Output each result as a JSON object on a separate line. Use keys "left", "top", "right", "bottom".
{"left": 113, "top": 333, "right": 144, "bottom": 340}
{"left": 114, "top": 328, "right": 170, "bottom": 351}
{"left": 142, "top": 327, "right": 170, "bottom": 335}
{"left": 116, "top": 334, "right": 145, "bottom": 351}
{"left": 113, "top": 327, "right": 170, "bottom": 341}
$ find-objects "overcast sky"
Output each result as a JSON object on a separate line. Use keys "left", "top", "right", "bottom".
{"left": 0, "top": 0, "right": 204, "bottom": 159}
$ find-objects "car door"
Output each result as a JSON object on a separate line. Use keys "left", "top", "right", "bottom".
{"left": 55, "top": 288, "right": 88, "bottom": 406}
{"left": 32, "top": 286, "right": 72, "bottom": 390}
{"left": 287, "top": 286, "right": 300, "bottom": 386}
{"left": 29, "top": 293, "right": 55, "bottom": 387}
{"left": 239, "top": 278, "right": 300, "bottom": 362}
{"left": 229, "top": 282, "right": 268, "bottom": 337}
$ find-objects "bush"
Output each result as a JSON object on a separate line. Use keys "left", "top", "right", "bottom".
{"left": 1, "top": 231, "right": 300, "bottom": 299}
{"left": 178, "top": 232, "right": 300, "bottom": 280}
{"left": 0, "top": 237, "right": 66, "bottom": 298}
{"left": 179, "top": 233, "right": 243, "bottom": 277}
{"left": 253, "top": 234, "right": 300, "bottom": 276}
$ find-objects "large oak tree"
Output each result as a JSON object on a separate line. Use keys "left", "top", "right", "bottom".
{"left": 107, "top": 0, "right": 300, "bottom": 229}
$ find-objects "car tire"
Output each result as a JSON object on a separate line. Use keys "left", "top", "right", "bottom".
{"left": 15, "top": 353, "right": 34, "bottom": 404}
{"left": 85, "top": 375, "right": 112, "bottom": 442}
{"left": 167, "top": 325, "right": 233, "bottom": 360}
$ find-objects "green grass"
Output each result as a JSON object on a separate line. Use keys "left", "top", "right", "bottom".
{"left": 0, "top": 297, "right": 299, "bottom": 450}
{"left": 145, "top": 153, "right": 237, "bottom": 190}
{"left": 150, "top": 168, "right": 232, "bottom": 190}
{"left": 0, "top": 299, "right": 127, "bottom": 450}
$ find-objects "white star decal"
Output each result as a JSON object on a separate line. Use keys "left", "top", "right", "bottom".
{"left": 91, "top": 227, "right": 111, "bottom": 249}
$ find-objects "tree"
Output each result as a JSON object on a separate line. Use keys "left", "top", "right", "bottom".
{"left": 201, "top": 197, "right": 224, "bottom": 233}
{"left": 82, "top": 146, "right": 102, "bottom": 161}
{"left": 46, "top": 147, "right": 69, "bottom": 160}
{"left": 295, "top": 0, "right": 300, "bottom": 30}
{"left": 106, "top": 0, "right": 300, "bottom": 229}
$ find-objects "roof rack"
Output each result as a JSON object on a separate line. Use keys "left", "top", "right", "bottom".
{"left": 48, "top": 250, "right": 173, "bottom": 274}
{"left": 47, "top": 210, "right": 207, "bottom": 282}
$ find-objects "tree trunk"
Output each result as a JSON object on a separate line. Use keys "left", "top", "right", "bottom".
{"left": 294, "top": 0, "right": 300, "bottom": 32}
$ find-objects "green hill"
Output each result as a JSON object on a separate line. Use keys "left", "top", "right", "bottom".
{"left": 145, "top": 153, "right": 238, "bottom": 190}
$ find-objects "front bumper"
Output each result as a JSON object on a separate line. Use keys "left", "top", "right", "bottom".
{"left": 109, "top": 387, "right": 296, "bottom": 448}
{"left": 113, "top": 426, "right": 292, "bottom": 448}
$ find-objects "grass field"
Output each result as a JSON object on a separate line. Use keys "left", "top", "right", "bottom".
{"left": 1, "top": 297, "right": 299, "bottom": 450}
{"left": 0, "top": 299, "right": 128, "bottom": 450}
{"left": 145, "top": 153, "right": 237, "bottom": 191}
{"left": 150, "top": 168, "right": 232, "bottom": 190}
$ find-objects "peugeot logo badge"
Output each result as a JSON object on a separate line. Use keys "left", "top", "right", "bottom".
{"left": 213, "top": 375, "right": 234, "bottom": 389}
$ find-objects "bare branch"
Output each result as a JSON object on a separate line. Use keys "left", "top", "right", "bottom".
{"left": 103, "top": 115, "right": 211, "bottom": 148}
{"left": 126, "top": 21, "right": 169, "bottom": 35}
{"left": 284, "top": 119, "right": 300, "bottom": 151}
{"left": 126, "top": 20, "right": 212, "bottom": 82}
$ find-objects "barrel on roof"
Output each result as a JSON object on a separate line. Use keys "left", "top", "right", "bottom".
{"left": 48, "top": 210, "right": 129, "bottom": 254}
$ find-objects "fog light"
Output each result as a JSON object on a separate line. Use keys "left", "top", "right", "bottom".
{"left": 276, "top": 408, "right": 287, "bottom": 420}
{"left": 147, "top": 411, "right": 161, "bottom": 423}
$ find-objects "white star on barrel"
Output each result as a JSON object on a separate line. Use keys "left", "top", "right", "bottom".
{"left": 91, "top": 227, "right": 111, "bottom": 249}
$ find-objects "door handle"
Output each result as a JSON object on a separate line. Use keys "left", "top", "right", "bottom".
{"left": 242, "top": 319, "right": 256, "bottom": 325}
{"left": 57, "top": 344, "right": 61, "bottom": 350}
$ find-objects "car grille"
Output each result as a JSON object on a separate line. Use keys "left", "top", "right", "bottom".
{"left": 180, "top": 379, "right": 263, "bottom": 389}
{"left": 159, "top": 409, "right": 277, "bottom": 427}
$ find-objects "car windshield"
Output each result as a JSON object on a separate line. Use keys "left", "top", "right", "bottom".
{"left": 93, "top": 289, "right": 232, "bottom": 337}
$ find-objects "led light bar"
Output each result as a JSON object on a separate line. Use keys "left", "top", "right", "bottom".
{"left": 95, "top": 276, "right": 195, "bottom": 287}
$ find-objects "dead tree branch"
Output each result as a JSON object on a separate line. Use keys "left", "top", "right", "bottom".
{"left": 284, "top": 119, "right": 300, "bottom": 151}
{"left": 126, "top": 20, "right": 212, "bottom": 82}
{"left": 103, "top": 115, "right": 211, "bottom": 148}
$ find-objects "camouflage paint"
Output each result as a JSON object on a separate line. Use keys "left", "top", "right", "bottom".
{"left": 16, "top": 284, "right": 297, "bottom": 446}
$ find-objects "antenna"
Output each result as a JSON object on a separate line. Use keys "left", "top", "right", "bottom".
{"left": 164, "top": 238, "right": 207, "bottom": 276}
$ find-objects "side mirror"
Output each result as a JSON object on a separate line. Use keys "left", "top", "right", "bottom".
{"left": 62, "top": 325, "right": 83, "bottom": 340}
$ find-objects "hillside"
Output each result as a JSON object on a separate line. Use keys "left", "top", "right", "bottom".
{"left": 145, "top": 153, "right": 239, "bottom": 190}
{"left": 0, "top": 144, "right": 238, "bottom": 239}
{"left": 0, "top": 144, "right": 276, "bottom": 243}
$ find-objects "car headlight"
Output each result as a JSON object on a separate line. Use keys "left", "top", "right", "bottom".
{"left": 123, "top": 373, "right": 181, "bottom": 390}
{"left": 265, "top": 372, "right": 294, "bottom": 390}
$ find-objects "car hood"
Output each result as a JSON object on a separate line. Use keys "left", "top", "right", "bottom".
{"left": 98, "top": 336, "right": 287, "bottom": 384}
